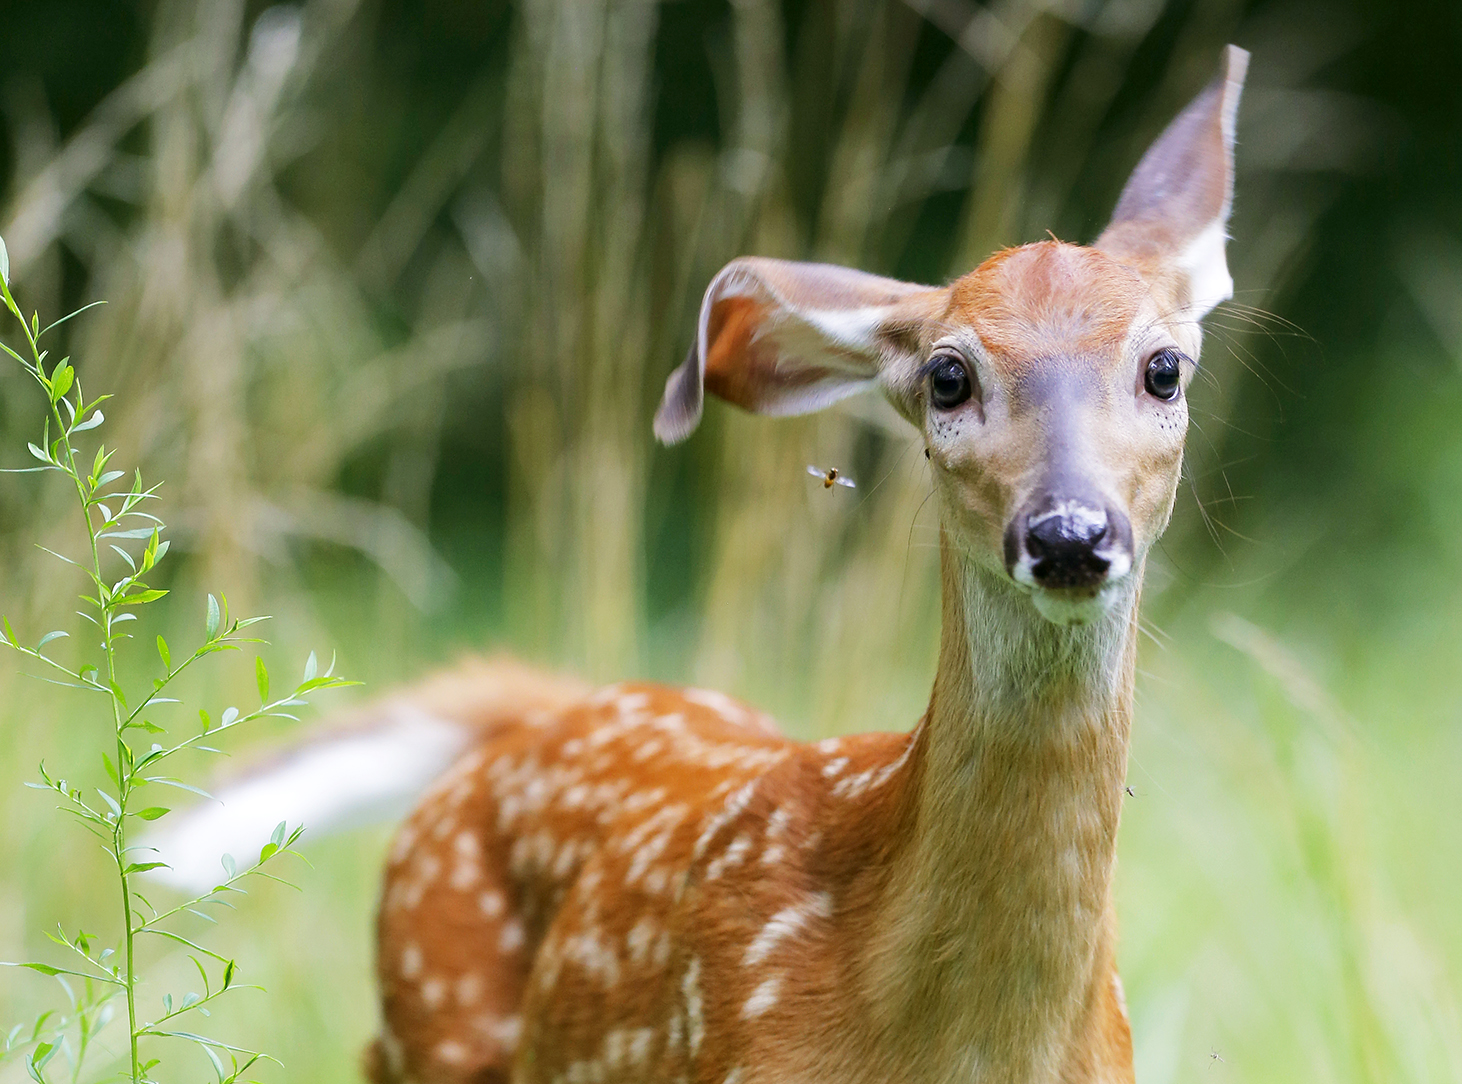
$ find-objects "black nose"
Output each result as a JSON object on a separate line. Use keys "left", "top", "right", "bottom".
{"left": 1024, "top": 504, "right": 1111, "bottom": 590}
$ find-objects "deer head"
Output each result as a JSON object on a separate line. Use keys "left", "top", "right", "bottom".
{"left": 657, "top": 47, "right": 1247, "bottom": 627}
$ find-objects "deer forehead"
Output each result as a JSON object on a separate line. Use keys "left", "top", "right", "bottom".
{"left": 938, "top": 242, "right": 1149, "bottom": 375}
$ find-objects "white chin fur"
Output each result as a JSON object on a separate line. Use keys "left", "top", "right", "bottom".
{"left": 1029, "top": 582, "right": 1126, "bottom": 626}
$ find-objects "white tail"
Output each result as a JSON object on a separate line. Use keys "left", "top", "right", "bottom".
{"left": 141, "top": 659, "right": 588, "bottom": 892}
{"left": 162, "top": 46, "right": 1249, "bottom": 1084}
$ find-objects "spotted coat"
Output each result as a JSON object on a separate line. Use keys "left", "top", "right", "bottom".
{"left": 368, "top": 682, "right": 917, "bottom": 1084}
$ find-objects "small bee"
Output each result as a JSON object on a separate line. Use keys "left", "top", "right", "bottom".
{"left": 807, "top": 465, "right": 856, "bottom": 490}
{"left": 1124, "top": 785, "right": 1136, "bottom": 798}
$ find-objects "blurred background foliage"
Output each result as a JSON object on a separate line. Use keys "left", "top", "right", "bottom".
{"left": 1, "top": 0, "right": 1460, "bottom": 1081}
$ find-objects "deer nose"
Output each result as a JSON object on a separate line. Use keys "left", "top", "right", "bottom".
{"left": 1005, "top": 499, "right": 1132, "bottom": 592}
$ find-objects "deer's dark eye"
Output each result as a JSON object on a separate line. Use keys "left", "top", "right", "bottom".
{"left": 1144, "top": 348, "right": 1184, "bottom": 401}
{"left": 929, "top": 357, "right": 972, "bottom": 410}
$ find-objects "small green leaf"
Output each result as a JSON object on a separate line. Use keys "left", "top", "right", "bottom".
{"left": 157, "top": 635, "right": 171, "bottom": 671}
{"left": 72, "top": 409, "right": 103, "bottom": 432}
{"left": 49, "top": 365, "right": 73, "bottom": 403}
{"left": 0, "top": 233, "right": 9, "bottom": 284}
{"left": 36, "top": 630, "right": 67, "bottom": 649}
{"left": 116, "top": 588, "right": 168, "bottom": 607}
{"left": 122, "top": 861, "right": 169, "bottom": 876}
{"left": 27, "top": 1040, "right": 55, "bottom": 1083}
{"left": 134, "top": 807, "right": 170, "bottom": 821}
{"left": 302, "top": 650, "right": 318, "bottom": 682}
{"left": 259, "top": 843, "right": 278, "bottom": 862}
{"left": 206, "top": 594, "right": 221, "bottom": 639}
{"left": 255, "top": 656, "right": 269, "bottom": 702}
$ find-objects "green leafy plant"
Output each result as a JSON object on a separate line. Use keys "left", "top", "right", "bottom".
{"left": 0, "top": 233, "right": 358, "bottom": 1083}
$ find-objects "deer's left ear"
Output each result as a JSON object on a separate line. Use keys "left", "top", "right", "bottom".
{"left": 654, "top": 257, "right": 943, "bottom": 444}
{"left": 1097, "top": 45, "right": 1249, "bottom": 322}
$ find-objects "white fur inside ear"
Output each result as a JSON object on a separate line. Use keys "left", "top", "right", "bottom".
{"left": 800, "top": 305, "right": 892, "bottom": 351}
{"left": 1177, "top": 218, "right": 1233, "bottom": 319}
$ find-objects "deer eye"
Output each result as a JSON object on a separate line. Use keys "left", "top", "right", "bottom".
{"left": 1143, "top": 349, "right": 1184, "bottom": 401}
{"left": 929, "top": 357, "right": 972, "bottom": 410}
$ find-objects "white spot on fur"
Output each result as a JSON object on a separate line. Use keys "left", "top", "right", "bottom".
{"left": 431, "top": 814, "right": 457, "bottom": 841}
{"left": 742, "top": 976, "right": 781, "bottom": 1018}
{"left": 435, "top": 1039, "right": 470, "bottom": 1065}
{"left": 420, "top": 976, "right": 447, "bottom": 1008}
{"left": 476, "top": 1013, "right": 522, "bottom": 1052}
{"left": 831, "top": 738, "right": 913, "bottom": 798}
{"left": 744, "top": 893, "right": 832, "bottom": 965}
{"left": 706, "top": 833, "right": 754, "bottom": 880}
{"left": 626, "top": 917, "right": 658, "bottom": 967}
{"left": 682, "top": 957, "right": 704, "bottom": 1054}
{"left": 400, "top": 943, "right": 423, "bottom": 979}
{"left": 682, "top": 687, "right": 746, "bottom": 722}
{"left": 479, "top": 889, "right": 505, "bottom": 918}
{"left": 500, "top": 918, "right": 526, "bottom": 953}
{"left": 618, "top": 691, "right": 652, "bottom": 715}
{"left": 693, "top": 779, "right": 759, "bottom": 860}
{"left": 821, "top": 756, "right": 850, "bottom": 778}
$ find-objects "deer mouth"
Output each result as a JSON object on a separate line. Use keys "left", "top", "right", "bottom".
{"left": 1025, "top": 575, "right": 1132, "bottom": 626}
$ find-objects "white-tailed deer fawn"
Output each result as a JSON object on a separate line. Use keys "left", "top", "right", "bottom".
{"left": 153, "top": 44, "right": 1247, "bottom": 1084}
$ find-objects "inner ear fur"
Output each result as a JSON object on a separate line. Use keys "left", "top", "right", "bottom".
{"left": 654, "top": 257, "right": 942, "bottom": 444}
{"left": 1097, "top": 45, "right": 1249, "bottom": 321}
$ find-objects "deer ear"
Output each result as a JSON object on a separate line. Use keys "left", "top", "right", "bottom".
{"left": 654, "top": 257, "right": 942, "bottom": 445}
{"left": 1097, "top": 45, "right": 1249, "bottom": 322}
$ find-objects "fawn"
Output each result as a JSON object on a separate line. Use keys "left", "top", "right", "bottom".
{"left": 363, "top": 44, "right": 1249, "bottom": 1084}
{"left": 152, "top": 44, "right": 1248, "bottom": 1084}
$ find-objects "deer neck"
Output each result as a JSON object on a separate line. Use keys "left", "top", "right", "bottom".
{"left": 854, "top": 532, "right": 1138, "bottom": 1081}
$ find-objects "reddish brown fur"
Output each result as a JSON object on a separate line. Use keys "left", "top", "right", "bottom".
{"left": 945, "top": 243, "right": 1147, "bottom": 369}
{"left": 368, "top": 674, "right": 1134, "bottom": 1084}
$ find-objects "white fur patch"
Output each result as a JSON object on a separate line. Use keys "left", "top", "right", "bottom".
{"left": 742, "top": 976, "right": 781, "bottom": 1018}
{"left": 1177, "top": 217, "right": 1233, "bottom": 319}
{"left": 743, "top": 893, "right": 832, "bottom": 966}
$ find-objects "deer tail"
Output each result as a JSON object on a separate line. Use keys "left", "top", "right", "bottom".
{"left": 139, "top": 656, "right": 589, "bottom": 892}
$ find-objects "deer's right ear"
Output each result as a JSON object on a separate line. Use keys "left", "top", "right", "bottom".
{"left": 1097, "top": 45, "right": 1249, "bottom": 322}
{"left": 654, "top": 257, "right": 942, "bottom": 444}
